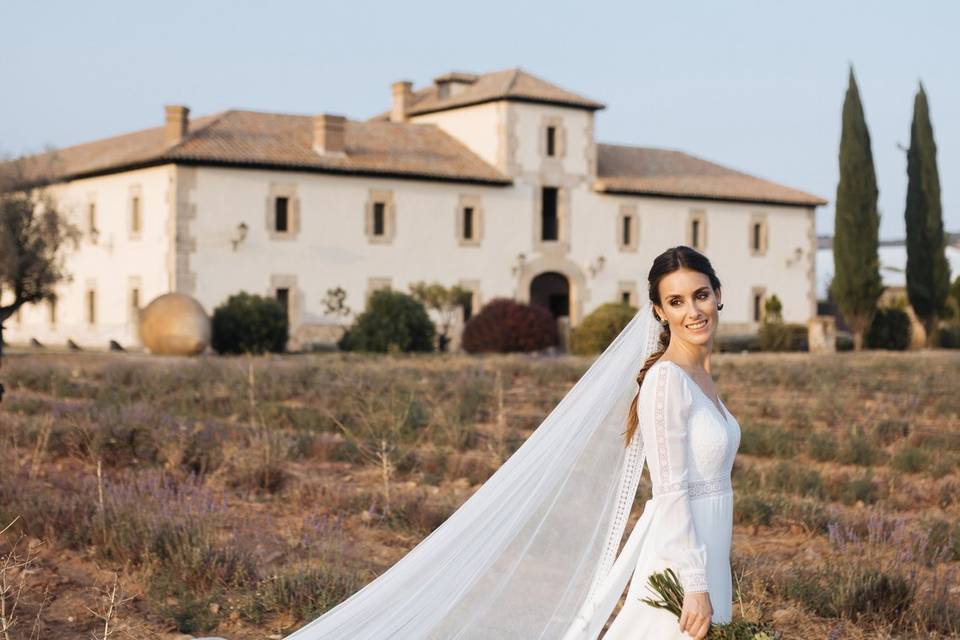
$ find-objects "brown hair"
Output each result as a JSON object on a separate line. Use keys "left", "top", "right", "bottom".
{"left": 623, "top": 245, "right": 722, "bottom": 447}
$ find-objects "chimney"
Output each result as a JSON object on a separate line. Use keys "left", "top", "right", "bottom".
{"left": 391, "top": 80, "right": 413, "bottom": 122}
{"left": 314, "top": 113, "right": 346, "bottom": 155}
{"left": 164, "top": 105, "right": 190, "bottom": 146}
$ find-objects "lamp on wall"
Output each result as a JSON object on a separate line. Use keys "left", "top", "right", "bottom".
{"left": 511, "top": 252, "right": 526, "bottom": 276}
{"left": 231, "top": 222, "right": 249, "bottom": 251}
{"left": 588, "top": 255, "right": 606, "bottom": 277}
{"left": 785, "top": 246, "right": 803, "bottom": 267}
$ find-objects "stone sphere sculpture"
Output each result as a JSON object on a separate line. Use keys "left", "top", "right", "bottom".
{"left": 139, "top": 293, "right": 211, "bottom": 356}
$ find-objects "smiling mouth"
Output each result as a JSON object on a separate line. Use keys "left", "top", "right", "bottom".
{"left": 686, "top": 319, "right": 708, "bottom": 330}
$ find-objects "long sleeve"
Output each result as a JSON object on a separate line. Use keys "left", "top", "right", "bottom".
{"left": 638, "top": 363, "right": 709, "bottom": 594}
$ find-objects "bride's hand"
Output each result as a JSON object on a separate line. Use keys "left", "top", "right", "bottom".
{"left": 679, "top": 591, "right": 712, "bottom": 639}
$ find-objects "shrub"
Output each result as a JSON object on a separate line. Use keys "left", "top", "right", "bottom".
{"left": 757, "top": 322, "right": 808, "bottom": 351}
{"left": 461, "top": 298, "right": 558, "bottom": 353}
{"left": 808, "top": 431, "right": 837, "bottom": 462}
{"left": 936, "top": 322, "right": 960, "bottom": 348}
{"left": 891, "top": 445, "right": 928, "bottom": 474}
{"left": 211, "top": 292, "right": 288, "bottom": 354}
{"left": 569, "top": 302, "right": 637, "bottom": 355}
{"left": 866, "top": 307, "right": 911, "bottom": 350}
{"left": 338, "top": 290, "right": 435, "bottom": 353}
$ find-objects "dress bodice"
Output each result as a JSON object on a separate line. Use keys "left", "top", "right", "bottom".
{"left": 639, "top": 360, "right": 741, "bottom": 499}
{"left": 659, "top": 361, "right": 741, "bottom": 487}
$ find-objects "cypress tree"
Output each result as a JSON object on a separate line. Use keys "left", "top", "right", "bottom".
{"left": 831, "top": 67, "right": 883, "bottom": 350}
{"left": 904, "top": 82, "right": 950, "bottom": 347}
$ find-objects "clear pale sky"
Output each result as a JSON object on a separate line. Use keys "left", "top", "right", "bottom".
{"left": 1, "top": 0, "right": 956, "bottom": 240}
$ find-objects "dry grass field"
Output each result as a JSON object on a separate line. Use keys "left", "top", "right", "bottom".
{"left": 0, "top": 349, "right": 958, "bottom": 639}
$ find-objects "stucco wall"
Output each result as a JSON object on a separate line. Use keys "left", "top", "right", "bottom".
{"left": 3, "top": 165, "right": 174, "bottom": 349}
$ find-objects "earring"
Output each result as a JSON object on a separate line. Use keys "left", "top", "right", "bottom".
{"left": 658, "top": 317, "right": 668, "bottom": 326}
{"left": 717, "top": 303, "right": 724, "bottom": 310}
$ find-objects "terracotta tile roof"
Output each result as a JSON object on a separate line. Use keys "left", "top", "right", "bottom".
{"left": 14, "top": 110, "right": 511, "bottom": 185}
{"left": 595, "top": 144, "right": 827, "bottom": 207}
{"left": 369, "top": 67, "right": 605, "bottom": 120}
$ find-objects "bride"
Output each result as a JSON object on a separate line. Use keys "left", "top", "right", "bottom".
{"left": 285, "top": 246, "right": 740, "bottom": 640}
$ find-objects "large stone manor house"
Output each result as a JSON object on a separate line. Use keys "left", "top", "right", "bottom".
{"left": 4, "top": 67, "right": 826, "bottom": 351}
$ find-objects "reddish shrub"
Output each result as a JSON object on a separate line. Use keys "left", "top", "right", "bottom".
{"left": 461, "top": 298, "right": 559, "bottom": 353}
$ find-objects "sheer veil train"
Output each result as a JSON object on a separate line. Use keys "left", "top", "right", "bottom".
{"left": 284, "top": 300, "right": 664, "bottom": 640}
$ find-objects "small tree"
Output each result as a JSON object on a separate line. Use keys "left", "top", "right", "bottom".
{"left": 763, "top": 294, "right": 784, "bottom": 323}
{"left": 904, "top": 82, "right": 950, "bottom": 347}
{"left": 831, "top": 66, "right": 884, "bottom": 350}
{"left": 322, "top": 286, "right": 351, "bottom": 318}
{"left": 408, "top": 281, "right": 472, "bottom": 351}
{"left": 0, "top": 158, "right": 80, "bottom": 399}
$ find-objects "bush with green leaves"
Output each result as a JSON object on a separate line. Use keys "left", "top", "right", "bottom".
{"left": 461, "top": 298, "right": 558, "bottom": 353}
{"left": 338, "top": 290, "right": 435, "bottom": 353}
{"left": 865, "top": 307, "right": 911, "bottom": 350}
{"left": 758, "top": 322, "right": 808, "bottom": 351}
{"left": 211, "top": 292, "right": 288, "bottom": 354}
{"left": 569, "top": 302, "right": 637, "bottom": 355}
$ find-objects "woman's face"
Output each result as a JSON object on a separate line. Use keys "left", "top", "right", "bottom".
{"left": 653, "top": 267, "right": 721, "bottom": 345}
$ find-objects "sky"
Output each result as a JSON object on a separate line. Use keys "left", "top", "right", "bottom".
{"left": 1, "top": 0, "right": 956, "bottom": 241}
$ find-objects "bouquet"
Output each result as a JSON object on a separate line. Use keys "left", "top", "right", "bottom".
{"left": 640, "top": 568, "right": 781, "bottom": 640}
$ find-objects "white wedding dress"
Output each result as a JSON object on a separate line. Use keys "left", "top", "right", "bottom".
{"left": 603, "top": 359, "right": 741, "bottom": 638}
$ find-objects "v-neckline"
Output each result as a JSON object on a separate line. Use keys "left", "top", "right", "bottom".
{"left": 658, "top": 360, "right": 731, "bottom": 423}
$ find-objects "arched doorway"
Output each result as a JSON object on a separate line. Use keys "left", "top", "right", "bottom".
{"left": 530, "top": 272, "right": 570, "bottom": 319}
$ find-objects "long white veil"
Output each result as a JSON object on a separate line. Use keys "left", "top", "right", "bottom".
{"left": 285, "top": 300, "right": 662, "bottom": 639}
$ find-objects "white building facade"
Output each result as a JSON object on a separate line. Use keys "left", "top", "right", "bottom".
{"left": 3, "top": 68, "right": 826, "bottom": 351}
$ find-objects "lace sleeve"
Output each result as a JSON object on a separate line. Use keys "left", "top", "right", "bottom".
{"left": 638, "top": 362, "right": 709, "bottom": 594}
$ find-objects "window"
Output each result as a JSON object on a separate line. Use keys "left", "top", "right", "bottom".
{"left": 463, "top": 207, "right": 474, "bottom": 240}
{"left": 457, "top": 195, "right": 483, "bottom": 246}
{"left": 373, "top": 202, "right": 386, "bottom": 236}
{"left": 276, "top": 287, "right": 290, "bottom": 319}
{"left": 130, "top": 196, "right": 141, "bottom": 235}
{"left": 86, "top": 289, "right": 96, "bottom": 325}
{"left": 688, "top": 210, "right": 706, "bottom": 250}
{"left": 275, "top": 196, "right": 289, "bottom": 232}
{"left": 618, "top": 281, "right": 638, "bottom": 307}
{"left": 617, "top": 204, "right": 639, "bottom": 251}
{"left": 459, "top": 280, "right": 481, "bottom": 323}
{"left": 749, "top": 214, "right": 768, "bottom": 255}
{"left": 48, "top": 298, "right": 57, "bottom": 325}
{"left": 365, "top": 190, "right": 395, "bottom": 243}
{"left": 541, "top": 116, "right": 565, "bottom": 158}
{"left": 87, "top": 203, "right": 97, "bottom": 238}
{"left": 366, "top": 277, "right": 392, "bottom": 303}
{"left": 541, "top": 187, "right": 558, "bottom": 241}
{"left": 752, "top": 290, "right": 766, "bottom": 322}
{"left": 266, "top": 184, "right": 300, "bottom": 239}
